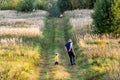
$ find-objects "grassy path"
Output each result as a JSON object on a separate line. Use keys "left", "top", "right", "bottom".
{"left": 39, "top": 18, "right": 79, "bottom": 80}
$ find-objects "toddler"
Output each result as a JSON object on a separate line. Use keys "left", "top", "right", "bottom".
{"left": 54, "top": 53, "right": 59, "bottom": 65}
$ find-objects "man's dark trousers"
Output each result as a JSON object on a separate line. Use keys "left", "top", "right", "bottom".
{"left": 68, "top": 50, "right": 75, "bottom": 65}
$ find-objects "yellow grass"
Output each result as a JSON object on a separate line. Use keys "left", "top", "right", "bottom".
{"left": 65, "top": 9, "right": 120, "bottom": 79}
{"left": 50, "top": 65, "right": 70, "bottom": 80}
{"left": 0, "top": 19, "right": 45, "bottom": 28}
{"left": 0, "top": 27, "right": 42, "bottom": 37}
{"left": 0, "top": 45, "right": 41, "bottom": 80}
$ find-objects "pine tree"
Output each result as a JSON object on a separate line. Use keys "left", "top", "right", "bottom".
{"left": 92, "top": 0, "right": 120, "bottom": 35}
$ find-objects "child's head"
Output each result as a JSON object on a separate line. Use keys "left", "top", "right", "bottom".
{"left": 55, "top": 53, "right": 59, "bottom": 56}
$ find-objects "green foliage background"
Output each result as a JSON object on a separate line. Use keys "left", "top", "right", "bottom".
{"left": 57, "top": 0, "right": 96, "bottom": 13}
{"left": 16, "top": 0, "right": 34, "bottom": 12}
{"left": 92, "top": 0, "right": 120, "bottom": 35}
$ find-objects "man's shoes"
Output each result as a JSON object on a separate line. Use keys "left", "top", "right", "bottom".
{"left": 70, "top": 63, "right": 76, "bottom": 66}
{"left": 74, "top": 63, "right": 76, "bottom": 65}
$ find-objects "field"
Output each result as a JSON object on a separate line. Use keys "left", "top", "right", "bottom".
{"left": 65, "top": 10, "right": 120, "bottom": 80}
{"left": 0, "top": 9, "right": 120, "bottom": 80}
{"left": 0, "top": 10, "right": 48, "bottom": 80}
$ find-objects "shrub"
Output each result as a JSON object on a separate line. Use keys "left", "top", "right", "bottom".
{"left": 16, "top": 0, "right": 35, "bottom": 12}
{"left": 92, "top": 0, "right": 120, "bottom": 35}
{"left": 34, "top": 0, "right": 48, "bottom": 10}
{"left": 57, "top": 0, "right": 96, "bottom": 13}
{"left": 49, "top": 2, "right": 61, "bottom": 17}
{"left": 57, "top": 0, "right": 72, "bottom": 13}
{"left": 78, "top": 0, "right": 96, "bottom": 9}
{"left": 111, "top": 0, "right": 120, "bottom": 35}
{"left": 0, "top": 0, "right": 19, "bottom": 10}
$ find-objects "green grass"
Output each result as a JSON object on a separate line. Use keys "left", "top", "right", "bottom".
{"left": 38, "top": 17, "right": 71, "bottom": 80}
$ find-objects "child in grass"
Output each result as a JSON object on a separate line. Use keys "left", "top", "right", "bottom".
{"left": 54, "top": 53, "right": 59, "bottom": 65}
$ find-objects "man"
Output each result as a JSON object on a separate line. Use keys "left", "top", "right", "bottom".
{"left": 65, "top": 39, "right": 76, "bottom": 65}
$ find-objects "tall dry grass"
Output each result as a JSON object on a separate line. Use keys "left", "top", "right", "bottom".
{"left": 65, "top": 9, "right": 120, "bottom": 79}
{"left": 0, "top": 27, "right": 42, "bottom": 37}
{"left": 0, "top": 10, "right": 48, "bottom": 37}
{"left": 0, "top": 37, "right": 22, "bottom": 46}
{"left": 0, "top": 10, "right": 46, "bottom": 80}
{"left": 0, "top": 19, "right": 44, "bottom": 28}
{"left": 0, "top": 10, "right": 48, "bottom": 19}
{"left": 0, "top": 45, "right": 41, "bottom": 80}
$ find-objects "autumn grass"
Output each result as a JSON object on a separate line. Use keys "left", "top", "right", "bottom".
{"left": 75, "top": 24, "right": 120, "bottom": 80}
{"left": 0, "top": 44, "right": 41, "bottom": 80}
{"left": 0, "top": 28, "right": 42, "bottom": 37}
{"left": 64, "top": 10, "right": 120, "bottom": 80}
{"left": 0, "top": 10, "right": 47, "bottom": 80}
{"left": 38, "top": 18, "right": 72, "bottom": 80}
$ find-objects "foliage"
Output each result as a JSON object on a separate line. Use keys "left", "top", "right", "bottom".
{"left": 58, "top": 0, "right": 96, "bottom": 13}
{"left": 111, "top": 0, "right": 120, "bottom": 35}
{"left": 16, "top": 0, "right": 35, "bottom": 12}
{"left": 49, "top": 2, "right": 61, "bottom": 17}
{"left": 0, "top": 0, "right": 49, "bottom": 11}
{"left": 0, "top": 0, "right": 19, "bottom": 10}
{"left": 65, "top": 10, "right": 120, "bottom": 79}
{"left": 78, "top": 0, "right": 96, "bottom": 9}
{"left": 57, "top": 0, "right": 72, "bottom": 13}
{"left": 34, "top": 0, "right": 48, "bottom": 10}
{"left": 92, "top": 0, "right": 120, "bottom": 35}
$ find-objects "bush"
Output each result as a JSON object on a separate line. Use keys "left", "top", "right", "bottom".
{"left": 58, "top": 0, "right": 96, "bottom": 13}
{"left": 0, "top": 0, "right": 19, "bottom": 10}
{"left": 78, "top": 0, "right": 96, "bottom": 9}
{"left": 111, "top": 0, "right": 120, "bottom": 35}
{"left": 34, "top": 0, "right": 48, "bottom": 10}
{"left": 92, "top": 0, "right": 120, "bottom": 35}
{"left": 49, "top": 2, "right": 61, "bottom": 17}
{"left": 17, "top": 0, "right": 35, "bottom": 12}
{"left": 57, "top": 0, "right": 72, "bottom": 13}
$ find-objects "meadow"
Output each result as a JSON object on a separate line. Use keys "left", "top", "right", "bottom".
{"left": 0, "top": 10, "right": 48, "bottom": 80}
{"left": 64, "top": 10, "right": 120, "bottom": 80}
{"left": 0, "top": 7, "right": 120, "bottom": 80}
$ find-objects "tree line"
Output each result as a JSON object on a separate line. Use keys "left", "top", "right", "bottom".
{"left": 58, "top": 0, "right": 120, "bottom": 37}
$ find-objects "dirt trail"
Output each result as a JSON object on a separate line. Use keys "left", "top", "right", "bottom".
{"left": 39, "top": 18, "right": 78, "bottom": 80}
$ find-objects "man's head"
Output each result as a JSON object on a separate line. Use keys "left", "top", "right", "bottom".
{"left": 68, "top": 39, "right": 72, "bottom": 42}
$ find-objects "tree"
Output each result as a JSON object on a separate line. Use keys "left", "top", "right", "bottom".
{"left": 111, "top": 0, "right": 120, "bottom": 34}
{"left": 78, "top": 0, "right": 96, "bottom": 9}
{"left": 57, "top": 0, "right": 72, "bottom": 13}
{"left": 17, "top": 0, "right": 35, "bottom": 12}
{"left": 58, "top": 0, "right": 96, "bottom": 13}
{"left": 92, "top": 0, "right": 120, "bottom": 35}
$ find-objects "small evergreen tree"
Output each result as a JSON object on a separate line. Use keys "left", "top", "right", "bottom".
{"left": 92, "top": 0, "right": 120, "bottom": 35}
{"left": 92, "top": 0, "right": 114, "bottom": 34}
